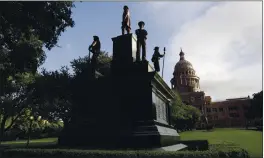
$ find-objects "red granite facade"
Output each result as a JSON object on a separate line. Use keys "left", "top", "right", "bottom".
{"left": 205, "top": 97, "right": 251, "bottom": 127}
{"left": 171, "top": 49, "right": 251, "bottom": 128}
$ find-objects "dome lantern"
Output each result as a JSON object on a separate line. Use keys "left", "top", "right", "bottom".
{"left": 179, "top": 48, "right": 185, "bottom": 60}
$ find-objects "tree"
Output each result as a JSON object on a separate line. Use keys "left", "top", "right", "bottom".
{"left": 32, "top": 52, "right": 112, "bottom": 129}
{"left": 251, "top": 91, "right": 263, "bottom": 119}
{"left": 171, "top": 90, "right": 201, "bottom": 131}
{"left": 0, "top": 73, "right": 36, "bottom": 143}
{"left": 33, "top": 67, "right": 73, "bottom": 128}
{"left": 183, "top": 105, "right": 201, "bottom": 130}
{"left": 0, "top": 1, "right": 75, "bottom": 143}
{"left": 0, "top": 2, "right": 75, "bottom": 71}
{"left": 71, "top": 51, "right": 112, "bottom": 76}
{"left": 246, "top": 91, "right": 263, "bottom": 120}
{"left": 245, "top": 91, "right": 263, "bottom": 129}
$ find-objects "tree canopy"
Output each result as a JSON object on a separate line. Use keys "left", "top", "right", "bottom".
{"left": 171, "top": 90, "right": 201, "bottom": 131}
{"left": 0, "top": 1, "right": 75, "bottom": 143}
{"left": 247, "top": 91, "right": 263, "bottom": 119}
{"left": 32, "top": 51, "right": 112, "bottom": 127}
{"left": 0, "top": 1, "right": 75, "bottom": 75}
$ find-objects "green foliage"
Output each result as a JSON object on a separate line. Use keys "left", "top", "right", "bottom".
{"left": 32, "top": 51, "right": 112, "bottom": 125}
{"left": 179, "top": 140, "right": 209, "bottom": 151}
{"left": 0, "top": 2, "right": 75, "bottom": 73}
{"left": 70, "top": 51, "right": 112, "bottom": 76}
{"left": 32, "top": 67, "right": 73, "bottom": 124}
{"left": 0, "top": 72, "right": 37, "bottom": 142}
{"left": 247, "top": 91, "right": 263, "bottom": 119}
{"left": 171, "top": 90, "right": 201, "bottom": 131}
{"left": 0, "top": 1, "right": 75, "bottom": 143}
{"left": 0, "top": 147, "right": 250, "bottom": 158}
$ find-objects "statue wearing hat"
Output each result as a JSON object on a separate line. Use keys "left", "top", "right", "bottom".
{"left": 135, "top": 21, "right": 148, "bottom": 61}
{"left": 121, "top": 5, "right": 131, "bottom": 35}
{"left": 151, "top": 47, "right": 164, "bottom": 72}
{"left": 88, "top": 36, "right": 101, "bottom": 75}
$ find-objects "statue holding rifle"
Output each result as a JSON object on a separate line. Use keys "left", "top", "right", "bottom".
{"left": 151, "top": 46, "right": 165, "bottom": 72}
{"left": 88, "top": 36, "right": 101, "bottom": 76}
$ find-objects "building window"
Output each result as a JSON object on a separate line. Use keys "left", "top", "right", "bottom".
{"left": 207, "top": 115, "right": 212, "bottom": 120}
{"left": 212, "top": 108, "right": 217, "bottom": 112}
{"left": 190, "top": 97, "right": 195, "bottom": 103}
{"left": 214, "top": 116, "right": 218, "bottom": 120}
{"left": 206, "top": 108, "right": 211, "bottom": 113}
{"left": 219, "top": 108, "right": 224, "bottom": 112}
{"left": 229, "top": 113, "right": 240, "bottom": 118}
{"left": 228, "top": 106, "right": 238, "bottom": 111}
{"left": 243, "top": 106, "right": 249, "bottom": 111}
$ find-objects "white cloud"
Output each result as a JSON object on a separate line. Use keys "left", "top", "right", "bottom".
{"left": 144, "top": 2, "right": 217, "bottom": 30}
{"left": 149, "top": 2, "right": 262, "bottom": 101}
{"left": 66, "top": 43, "right": 72, "bottom": 49}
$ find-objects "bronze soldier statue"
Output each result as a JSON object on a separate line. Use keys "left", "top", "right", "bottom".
{"left": 135, "top": 21, "right": 148, "bottom": 61}
{"left": 88, "top": 36, "right": 101, "bottom": 76}
{"left": 121, "top": 5, "right": 131, "bottom": 35}
{"left": 151, "top": 47, "right": 165, "bottom": 72}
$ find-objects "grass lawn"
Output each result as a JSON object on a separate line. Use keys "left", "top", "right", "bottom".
{"left": 1, "top": 128, "right": 262, "bottom": 158}
{"left": 1, "top": 138, "right": 58, "bottom": 148}
{"left": 180, "top": 128, "right": 263, "bottom": 158}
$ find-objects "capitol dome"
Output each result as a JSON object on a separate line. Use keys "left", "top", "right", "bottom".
{"left": 175, "top": 59, "right": 193, "bottom": 70}
{"left": 171, "top": 49, "right": 200, "bottom": 93}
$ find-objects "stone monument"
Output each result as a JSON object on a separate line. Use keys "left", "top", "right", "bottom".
{"left": 59, "top": 33, "right": 186, "bottom": 150}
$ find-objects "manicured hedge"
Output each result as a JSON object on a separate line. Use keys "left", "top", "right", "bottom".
{"left": 179, "top": 140, "right": 209, "bottom": 151}
{"left": 0, "top": 146, "right": 250, "bottom": 158}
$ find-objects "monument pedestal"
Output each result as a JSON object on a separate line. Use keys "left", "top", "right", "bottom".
{"left": 59, "top": 34, "right": 186, "bottom": 150}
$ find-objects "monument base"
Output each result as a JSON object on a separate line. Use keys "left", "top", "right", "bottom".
{"left": 117, "top": 120, "right": 181, "bottom": 149}
{"left": 59, "top": 34, "right": 186, "bottom": 151}
{"left": 58, "top": 74, "right": 184, "bottom": 150}
{"left": 59, "top": 120, "right": 184, "bottom": 150}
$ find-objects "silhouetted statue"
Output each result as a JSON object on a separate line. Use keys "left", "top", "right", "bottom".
{"left": 88, "top": 36, "right": 101, "bottom": 76}
{"left": 151, "top": 47, "right": 164, "bottom": 72}
{"left": 135, "top": 21, "right": 148, "bottom": 61}
{"left": 121, "top": 5, "right": 131, "bottom": 35}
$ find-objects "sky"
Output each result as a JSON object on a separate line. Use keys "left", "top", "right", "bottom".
{"left": 41, "top": 1, "right": 262, "bottom": 101}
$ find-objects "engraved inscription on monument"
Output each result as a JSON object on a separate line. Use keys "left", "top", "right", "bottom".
{"left": 152, "top": 91, "right": 168, "bottom": 124}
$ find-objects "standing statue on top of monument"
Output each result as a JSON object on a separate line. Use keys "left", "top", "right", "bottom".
{"left": 151, "top": 47, "right": 165, "bottom": 72}
{"left": 121, "top": 5, "right": 131, "bottom": 35}
{"left": 88, "top": 36, "right": 101, "bottom": 76}
{"left": 135, "top": 21, "right": 148, "bottom": 61}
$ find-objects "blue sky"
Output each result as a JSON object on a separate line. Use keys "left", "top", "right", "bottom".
{"left": 42, "top": 2, "right": 173, "bottom": 70}
{"left": 41, "top": 2, "right": 262, "bottom": 101}
{"left": 41, "top": 1, "right": 216, "bottom": 88}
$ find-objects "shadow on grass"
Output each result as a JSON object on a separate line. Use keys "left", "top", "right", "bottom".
{"left": 0, "top": 141, "right": 58, "bottom": 149}
{"left": 242, "top": 127, "right": 263, "bottom": 132}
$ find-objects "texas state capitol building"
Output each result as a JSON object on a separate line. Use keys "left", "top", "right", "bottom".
{"left": 170, "top": 49, "right": 251, "bottom": 128}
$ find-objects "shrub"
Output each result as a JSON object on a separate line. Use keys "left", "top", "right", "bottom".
{"left": 0, "top": 147, "right": 250, "bottom": 158}
{"left": 179, "top": 140, "right": 209, "bottom": 151}
{"left": 206, "top": 124, "right": 214, "bottom": 131}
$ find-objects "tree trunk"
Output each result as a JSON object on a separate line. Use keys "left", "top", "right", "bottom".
{"left": 26, "top": 121, "right": 33, "bottom": 148}
{"left": 0, "top": 115, "right": 8, "bottom": 145}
